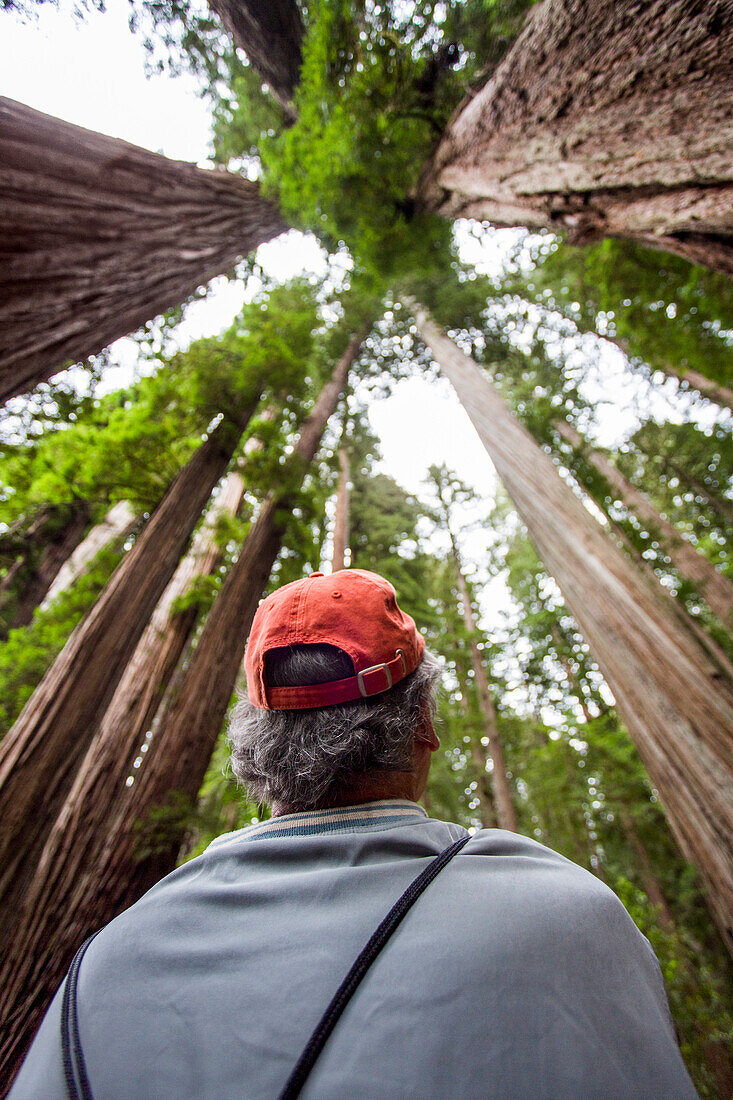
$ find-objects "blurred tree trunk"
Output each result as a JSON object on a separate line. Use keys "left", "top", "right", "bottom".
{"left": 331, "top": 445, "right": 350, "bottom": 572}
{"left": 0, "top": 406, "right": 256, "bottom": 944}
{"left": 661, "top": 364, "right": 733, "bottom": 414}
{"left": 38, "top": 501, "right": 137, "bottom": 610}
{"left": 451, "top": 552, "right": 517, "bottom": 832}
{"left": 0, "top": 336, "right": 364, "bottom": 1088}
{"left": 207, "top": 0, "right": 303, "bottom": 113}
{"left": 407, "top": 299, "right": 733, "bottom": 957}
{"left": 419, "top": 0, "right": 733, "bottom": 275}
{"left": 0, "top": 98, "right": 286, "bottom": 403}
{"left": 556, "top": 420, "right": 733, "bottom": 630}
{"left": 0, "top": 500, "right": 91, "bottom": 636}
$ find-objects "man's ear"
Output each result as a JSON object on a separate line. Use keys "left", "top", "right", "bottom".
{"left": 416, "top": 705, "right": 440, "bottom": 752}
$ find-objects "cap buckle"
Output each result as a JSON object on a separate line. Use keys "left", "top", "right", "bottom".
{"left": 357, "top": 662, "right": 392, "bottom": 697}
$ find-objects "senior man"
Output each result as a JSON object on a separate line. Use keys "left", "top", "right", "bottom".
{"left": 12, "top": 568, "right": 695, "bottom": 1099}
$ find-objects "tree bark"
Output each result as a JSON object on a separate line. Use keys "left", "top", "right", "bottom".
{"left": 556, "top": 420, "right": 733, "bottom": 631}
{"left": 0, "top": 98, "right": 286, "bottom": 402}
{"left": 331, "top": 445, "right": 350, "bottom": 572}
{"left": 207, "top": 0, "right": 303, "bottom": 112}
{"left": 0, "top": 406, "right": 255, "bottom": 942}
{"left": 0, "top": 337, "right": 364, "bottom": 1087}
{"left": 407, "top": 299, "right": 733, "bottom": 956}
{"left": 418, "top": 0, "right": 733, "bottom": 275}
{"left": 451, "top": 549, "right": 518, "bottom": 832}
{"left": 0, "top": 500, "right": 91, "bottom": 636}
{"left": 38, "top": 501, "right": 137, "bottom": 610}
{"left": 91, "top": 471, "right": 245, "bottom": 781}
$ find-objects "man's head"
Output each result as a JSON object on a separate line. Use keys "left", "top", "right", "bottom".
{"left": 229, "top": 569, "right": 441, "bottom": 814}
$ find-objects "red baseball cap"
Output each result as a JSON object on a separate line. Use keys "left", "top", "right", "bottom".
{"left": 245, "top": 568, "right": 425, "bottom": 710}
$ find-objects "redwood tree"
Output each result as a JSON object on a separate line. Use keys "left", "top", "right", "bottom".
{"left": 406, "top": 299, "right": 733, "bottom": 955}
{"left": 331, "top": 444, "right": 350, "bottom": 572}
{"left": 208, "top": 0, "right": 303, "bottom": 111}
{"left": 0, "top": 405, "right": 255, "bottom": 937}
{"left": 418, "top": 0, "right": 733, "bottom": 275}
{"left": 0, "top": 98, "right": 286, "bottom": 402}
{"left": 0, "top": 334, "right": 365, "bottom": 1086}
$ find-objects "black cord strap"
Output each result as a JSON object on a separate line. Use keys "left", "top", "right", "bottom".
{"left": 279, "top": 833, "right": 471, "bottom": 1100}
{"left": 61, "top": 931, "right": 101, "bottom": 1100}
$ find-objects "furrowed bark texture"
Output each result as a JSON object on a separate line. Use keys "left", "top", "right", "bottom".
{"left": 419, "top": 0, "right": 733, "bottom": 275}
{"left": 408, "top": 299, "right": 733, "bottom": 955}
{"left": 0, "top": 338, "right": 363, "bottom": 1087}
{"left": 451, "top": 543, "right": 517, "bottom": 831}
{"left": 556, "top": 421, "right": 733, "bottom": 630}
{"left": 331, "top": 445, "right": 350, "bottom": 572}
{"left": 0, "top": 500, "right": 90, "bottom": 636}
{"left": 207, "top": 0, "right": 303, "bottom": 110}
{"left": 39, "top": 500, "right": 137, "bottom": 610}
{"left": 0, "top": 98, "right": 286, "bottom": 402}
{"left": 0, "top": 407, "right": 254, "bottom": 945}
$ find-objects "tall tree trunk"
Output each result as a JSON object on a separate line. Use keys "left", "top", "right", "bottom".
{"left": 207, "top": 0, "right": 303, "bottom": 113}
{"left": 0, "top": 337, "right": 364, "bottom": 1088}
{"left": 406, "top": 299, "right": 733, "bottom": 956}
{"left": 418, "top": 0, "right": 733, "bottom": 275}
{"left": 331, "top": 445, "right": 350, "bottom": 572}
{"left": 451, "top": 549, "right": 517, "bottom": 832}
{"left": 38, "top": 500, "right": 137, "bottom": 610}
{"left": 0, "top": 406, "right": 255, "bottom": 941}
{"left": 89, "top": 471, "right": 245, "bottom": 787}
{"left": 556, "top": 420, "right": 733, "bottom": 631}
{"left": 0, "top": 98, "right": 286, "bottom": 402}
{"left": 0, "top": 500, "right": 91, "bottom": 636}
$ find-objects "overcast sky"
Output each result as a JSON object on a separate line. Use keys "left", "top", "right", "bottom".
{"left": 1, "top": 0, "right": 726, "bottom": 642}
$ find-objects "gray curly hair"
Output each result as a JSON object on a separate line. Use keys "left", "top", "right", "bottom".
{"left": 228, "top": 643, "right": 442, "bottom": 810}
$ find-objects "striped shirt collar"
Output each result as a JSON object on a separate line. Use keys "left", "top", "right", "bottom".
{"left": 214, "top": 800, "right": 429, "bottom": 845}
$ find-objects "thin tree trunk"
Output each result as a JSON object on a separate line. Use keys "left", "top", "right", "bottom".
{"left": 556, "top": 420, "right": 733, "bottom": 630}
{"left": 331, "top": 445, "right": 350, "bottom": 572}
{"left": 551, "top": 625, "right": 595, "bottom": 724}
{"left": 604, "top": 502, "right": 733, "bottom": 686}
{"left": 0, "top": 98, "right": 286, "bottom": 402}
{"left": 451, "top": 551, "right": 517, "bottom": 831}
{"left": 0, "top": 338, "right": 364, "bottom": 1087}
{"left": 207, "top": 0, "right": 303, "bottom": 112}
{"left": 0, "top": 500, "right": 91, "bottom": 636}
{"left": 90, "top": 471, "right": 245, "bottom": 785}
{"left": 418, "top": 0, "right": 733, "bottom": 275}
{"left": 407, "top": 299, "right": 733, "bottom": 956}
{"left": 455, "top": 658, "right": 497, "bottom": 829}
{"left": 666, "top": 461, "right": 733, "bottom": 529}
{"left": 616, "top": 806, "right": 676, "bottom": 933}
{"left": 39, "top": 500, "right": 137, "bottom": 610}
{"left": 661, "top": 364, "right": 733, "bottom": 413}
{"left": 0, "top": 407, "right": 255, "bottom": 941}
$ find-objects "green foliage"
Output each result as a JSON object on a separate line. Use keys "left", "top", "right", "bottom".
{"left": 509, "top": 236, "right": 733, "bottom": 387}
{"left": 616, "top": 877, "right": 733, "bottom": 1099}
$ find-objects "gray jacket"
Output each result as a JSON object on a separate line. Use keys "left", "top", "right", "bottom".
{"left": 10, "top": 800, "right": 697, "bottom": 1099}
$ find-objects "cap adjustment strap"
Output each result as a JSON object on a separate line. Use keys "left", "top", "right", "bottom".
{"left": 265, "top": 649, "right": 411, "bottom": 710}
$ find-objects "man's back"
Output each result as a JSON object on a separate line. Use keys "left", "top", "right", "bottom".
{"left": 11, "top": 801, "right": 696, "bottom": 1099}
